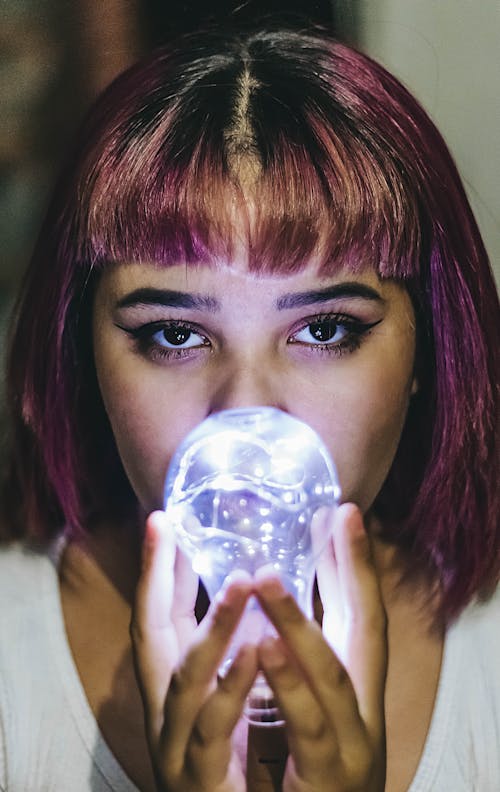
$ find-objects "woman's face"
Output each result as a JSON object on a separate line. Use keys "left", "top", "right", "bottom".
{"left": 92, "top": 259, "right": 417, "bottom": 515}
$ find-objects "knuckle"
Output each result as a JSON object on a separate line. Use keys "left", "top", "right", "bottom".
{"left": 275, "top": 664, "right": 303, "bottom": 693}
{"left": 292, "top": 741, "right": 340, "bottom": 788}
{"left": 168, "top": 667, "right": 190, "bottom": 696}
{"left": 190, "top": 720, "right": 211, "bottom": 749}
{"left": 215, "top": 670, "right": 242, "bottom": 702}
{"left": 299, "top": 716, "right": 331, "bottom": 743}
{"left": 168, "top": 655, "right": 206, "bottom": 697}
{"left": 342, "top": 744, "right": 377, "bottom": 790}
{"left": 210, "top": 597, "right": 235, "bottom": 630}
{"left": 326, "top": 659, "right": 351, "bottom": 689}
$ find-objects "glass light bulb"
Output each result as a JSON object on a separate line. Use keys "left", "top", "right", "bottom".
{"left": 163, "top": 407, "right": 341, "bottom": 724}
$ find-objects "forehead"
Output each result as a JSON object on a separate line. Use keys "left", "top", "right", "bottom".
{"left": 93, "top": 258, "right": 409, "bottom": 311}
{"left": 94, "top": 261, "right": 413, "bottom": 323}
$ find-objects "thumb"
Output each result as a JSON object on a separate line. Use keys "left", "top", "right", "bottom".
{"left": 312, "top": 505, "right": 344, "bottom": 658}
{"left": 171, "top": 542, "right": 199, "bottom": 652}
{"left": 131, "top": 510, "right": 184, "bottom": 741}
{"left": 332, "top": 503, "right": 387, "bottom": 742}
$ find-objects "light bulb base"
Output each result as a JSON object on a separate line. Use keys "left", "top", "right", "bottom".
{"left": 245, "top": 672, "right": 284, "bottom": 726}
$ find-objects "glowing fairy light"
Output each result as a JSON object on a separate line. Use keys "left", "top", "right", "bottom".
{"left": 164, "top": 406, "right": 341, "bottom": 725}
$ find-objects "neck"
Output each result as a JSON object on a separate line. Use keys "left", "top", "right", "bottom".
{"left": 368, "top": 513, "right": 442, "bottom": 635}
{"left": 59, "top": 510, "right": 440, "bottom": 637}
{"left": 59, "top": 516, "right": 143, "bottom": 609}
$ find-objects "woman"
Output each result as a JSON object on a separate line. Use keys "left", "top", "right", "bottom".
{"left": 0, "top": 27, "right": 498, "bottom": 792}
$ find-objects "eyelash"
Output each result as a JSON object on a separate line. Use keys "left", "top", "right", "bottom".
{"left": 289, "top": 313, "right": 381, "bottom": 357}
{"left": 119, "top": 320, "right": 210, "bottom": 361}
{"left": 118, "top": 314, "right": 380, "bottom": 362}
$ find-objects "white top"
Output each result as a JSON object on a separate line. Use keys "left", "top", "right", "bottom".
{"left": 0, "top": 542, "right": 499, "bottom": 791}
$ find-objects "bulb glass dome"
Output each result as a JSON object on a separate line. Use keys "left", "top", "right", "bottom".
{"left": 163, "top": 406, "right": 341, "bottom": 723}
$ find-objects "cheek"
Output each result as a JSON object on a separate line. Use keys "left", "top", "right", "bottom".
{"left": 105, "top": 390, "right": 208, "bottom": 510}
{"left": 94, "top": 355, "right": 208, "bottom": 510}
{"left": 98, "top": 365, "right": 413, "bottom": 515}
{"left": 307, "top": 363, "right": 414, "bottom": 513}
{"left": 334, "top": 392, "right": 409, "bottom": 512}
{"left": 105, "top": 395, "right": 170, "bottom": 510}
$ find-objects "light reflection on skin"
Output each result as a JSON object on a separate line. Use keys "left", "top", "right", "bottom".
{"left": 92, "top": 260, "right": 418, "bottom": 521}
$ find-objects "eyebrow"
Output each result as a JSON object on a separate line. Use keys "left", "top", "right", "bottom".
{"left": 115, "top": 281, "right": 384, "bottom": 313}
{"left": 275, "top": 282, "right": 384, "bottom": 310}
{"left": 115, "top": 288, "right": 220, "bottom": 312}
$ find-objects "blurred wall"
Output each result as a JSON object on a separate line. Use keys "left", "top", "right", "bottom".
{"left": 0, "top": 1, "right": 497, "bottom": 462}
{"left": 2, "top": 1, "right": 497, "bottom": 293}
{"left": 353, "top": 0, "right": 500, "bottom": 285}
{"left": 0, "top": 1, "right": 497, "bottom": 327}
{"left": 0, "top": 0, "right": 143, "bottom": 438}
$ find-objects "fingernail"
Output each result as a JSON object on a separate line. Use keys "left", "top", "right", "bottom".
{"left": 311, "top": 506, "right": 329, "bottom": 530}
{"left": 216, "top": 576, "right": 250, "bottom": 608}
{"left": 223, "top": 570, "right": 253, "bottom": 589}
{"left": 339, "top": 502, "right": 364, "bottom": 524}
{"left": 255, "top": 575, "right": 286, "bottom": 600}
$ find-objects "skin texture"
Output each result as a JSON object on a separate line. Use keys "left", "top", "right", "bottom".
{"left": 87, "top": 258, "right": 423, "bottom": 790}
{"left": 92, "top": 260, "right": 418, "bottom": 516}
{"left": 131, "top": 506, "right": 387, "bottom": 792}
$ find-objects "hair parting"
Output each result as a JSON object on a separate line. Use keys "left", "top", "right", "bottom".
{"left": 2, "top": 28, "right": 498, "bottom": 622}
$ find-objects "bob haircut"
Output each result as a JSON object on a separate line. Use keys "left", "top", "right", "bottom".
{"left": 3, "top": 28, "right": 499, "bottom": 621}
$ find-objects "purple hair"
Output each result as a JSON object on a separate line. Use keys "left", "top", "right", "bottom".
{"left": 3, "top": 29, "right": 499, "bottom": 621}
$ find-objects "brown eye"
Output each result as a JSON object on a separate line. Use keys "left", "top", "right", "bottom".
{"left": 118, "top": 319, "right": 210, "bottom": 360}
{"left": 150, "top": 323, "right": 207, "bottom": 349}
{"left": 288, "top": 314, "right": 381, "bottom": 358}
{"left": 308, "top": 319, "right": 338, "bottom": 342}
{"left": 293, "top": 318, "right": 346, "bottom": 345}
{"left": 162, "top": 326, "right": 193, "bottom": 346}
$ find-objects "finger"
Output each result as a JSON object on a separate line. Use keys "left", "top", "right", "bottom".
{"left": 171, "top": 545, "right": 199, "bottom": 652}
{"left": 255, "top": 574, "right": 363, "bottom": 742}
{"left": 258, "top": 636, "right": 337, "bottom": 782}
{"left": 196, "top": 643, "right": 258, "bottom": 740}
{"left": 311, "top": 506, "right": 343, "bottom": 650}
{"left": 331, "top": 504, "right": 387, "bottom": 741}
{"left": 183, "top": 644, "right": 258, "bottom": 790}
{"left": 131, "top": 511, "right": 181, "bottom": 740}
{"left": 159, "top": 575, "right": 253, "bottom": 773}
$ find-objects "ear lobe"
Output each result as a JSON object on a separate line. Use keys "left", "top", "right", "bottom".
{"left": 410, "top": 376, "right": 419, "bottom": 396}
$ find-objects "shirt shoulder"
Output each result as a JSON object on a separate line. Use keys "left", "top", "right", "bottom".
{"left": 0, "top": 542, "right": 56, "bottom": 642}
{"left": 408, "top": 586, "right": 500, "bottom": 792}
{"left": 0, "top": 540, "right": 52, "bottom": 594}
{"left": 0, "top": 541, "right": 138, "bottom": 792}
{"left": 461, "top": 585, "right": 500, "bottom": 669}
{"left": 0, "top": 543, "right": 57, "bottom": 789}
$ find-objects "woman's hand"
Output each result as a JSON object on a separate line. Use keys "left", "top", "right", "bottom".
{"left": 130, "top": 511, "right": 259, "bottom": 792}
{"left": 254, "top": 503, "right": 387, "bottom": 792}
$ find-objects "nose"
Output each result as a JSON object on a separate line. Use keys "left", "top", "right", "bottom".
{"left": 207, "top": 359, "right": 287, "bottom": 415}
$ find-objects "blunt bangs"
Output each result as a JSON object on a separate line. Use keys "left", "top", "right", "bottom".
{"left": 4, "top": 29, "right": 498, "bottom": 622}
{"left": 72, "top": 32, "right": 423, "bottom": 280}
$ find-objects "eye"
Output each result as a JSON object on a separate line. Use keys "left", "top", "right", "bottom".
{"left": 117, "top": 319, "right": 211, "bottom": 361}
{"left": 292, "top": 317, "right": 350, "bottom": 346}
{"left": 151, "top": 324, "right": 206, "bottom": 349}
{"left": 288, "top": 313, "right": 381, "bottom": 358}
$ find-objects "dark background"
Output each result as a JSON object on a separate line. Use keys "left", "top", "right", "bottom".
{"left": 1, "top": 1, "right": 498, "bottom": 459}
{"left": 0, "top": 0, "right": 362, "bottom": 439}
{"left": 0, "top": 0, "right": 359, "bottom": 295}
